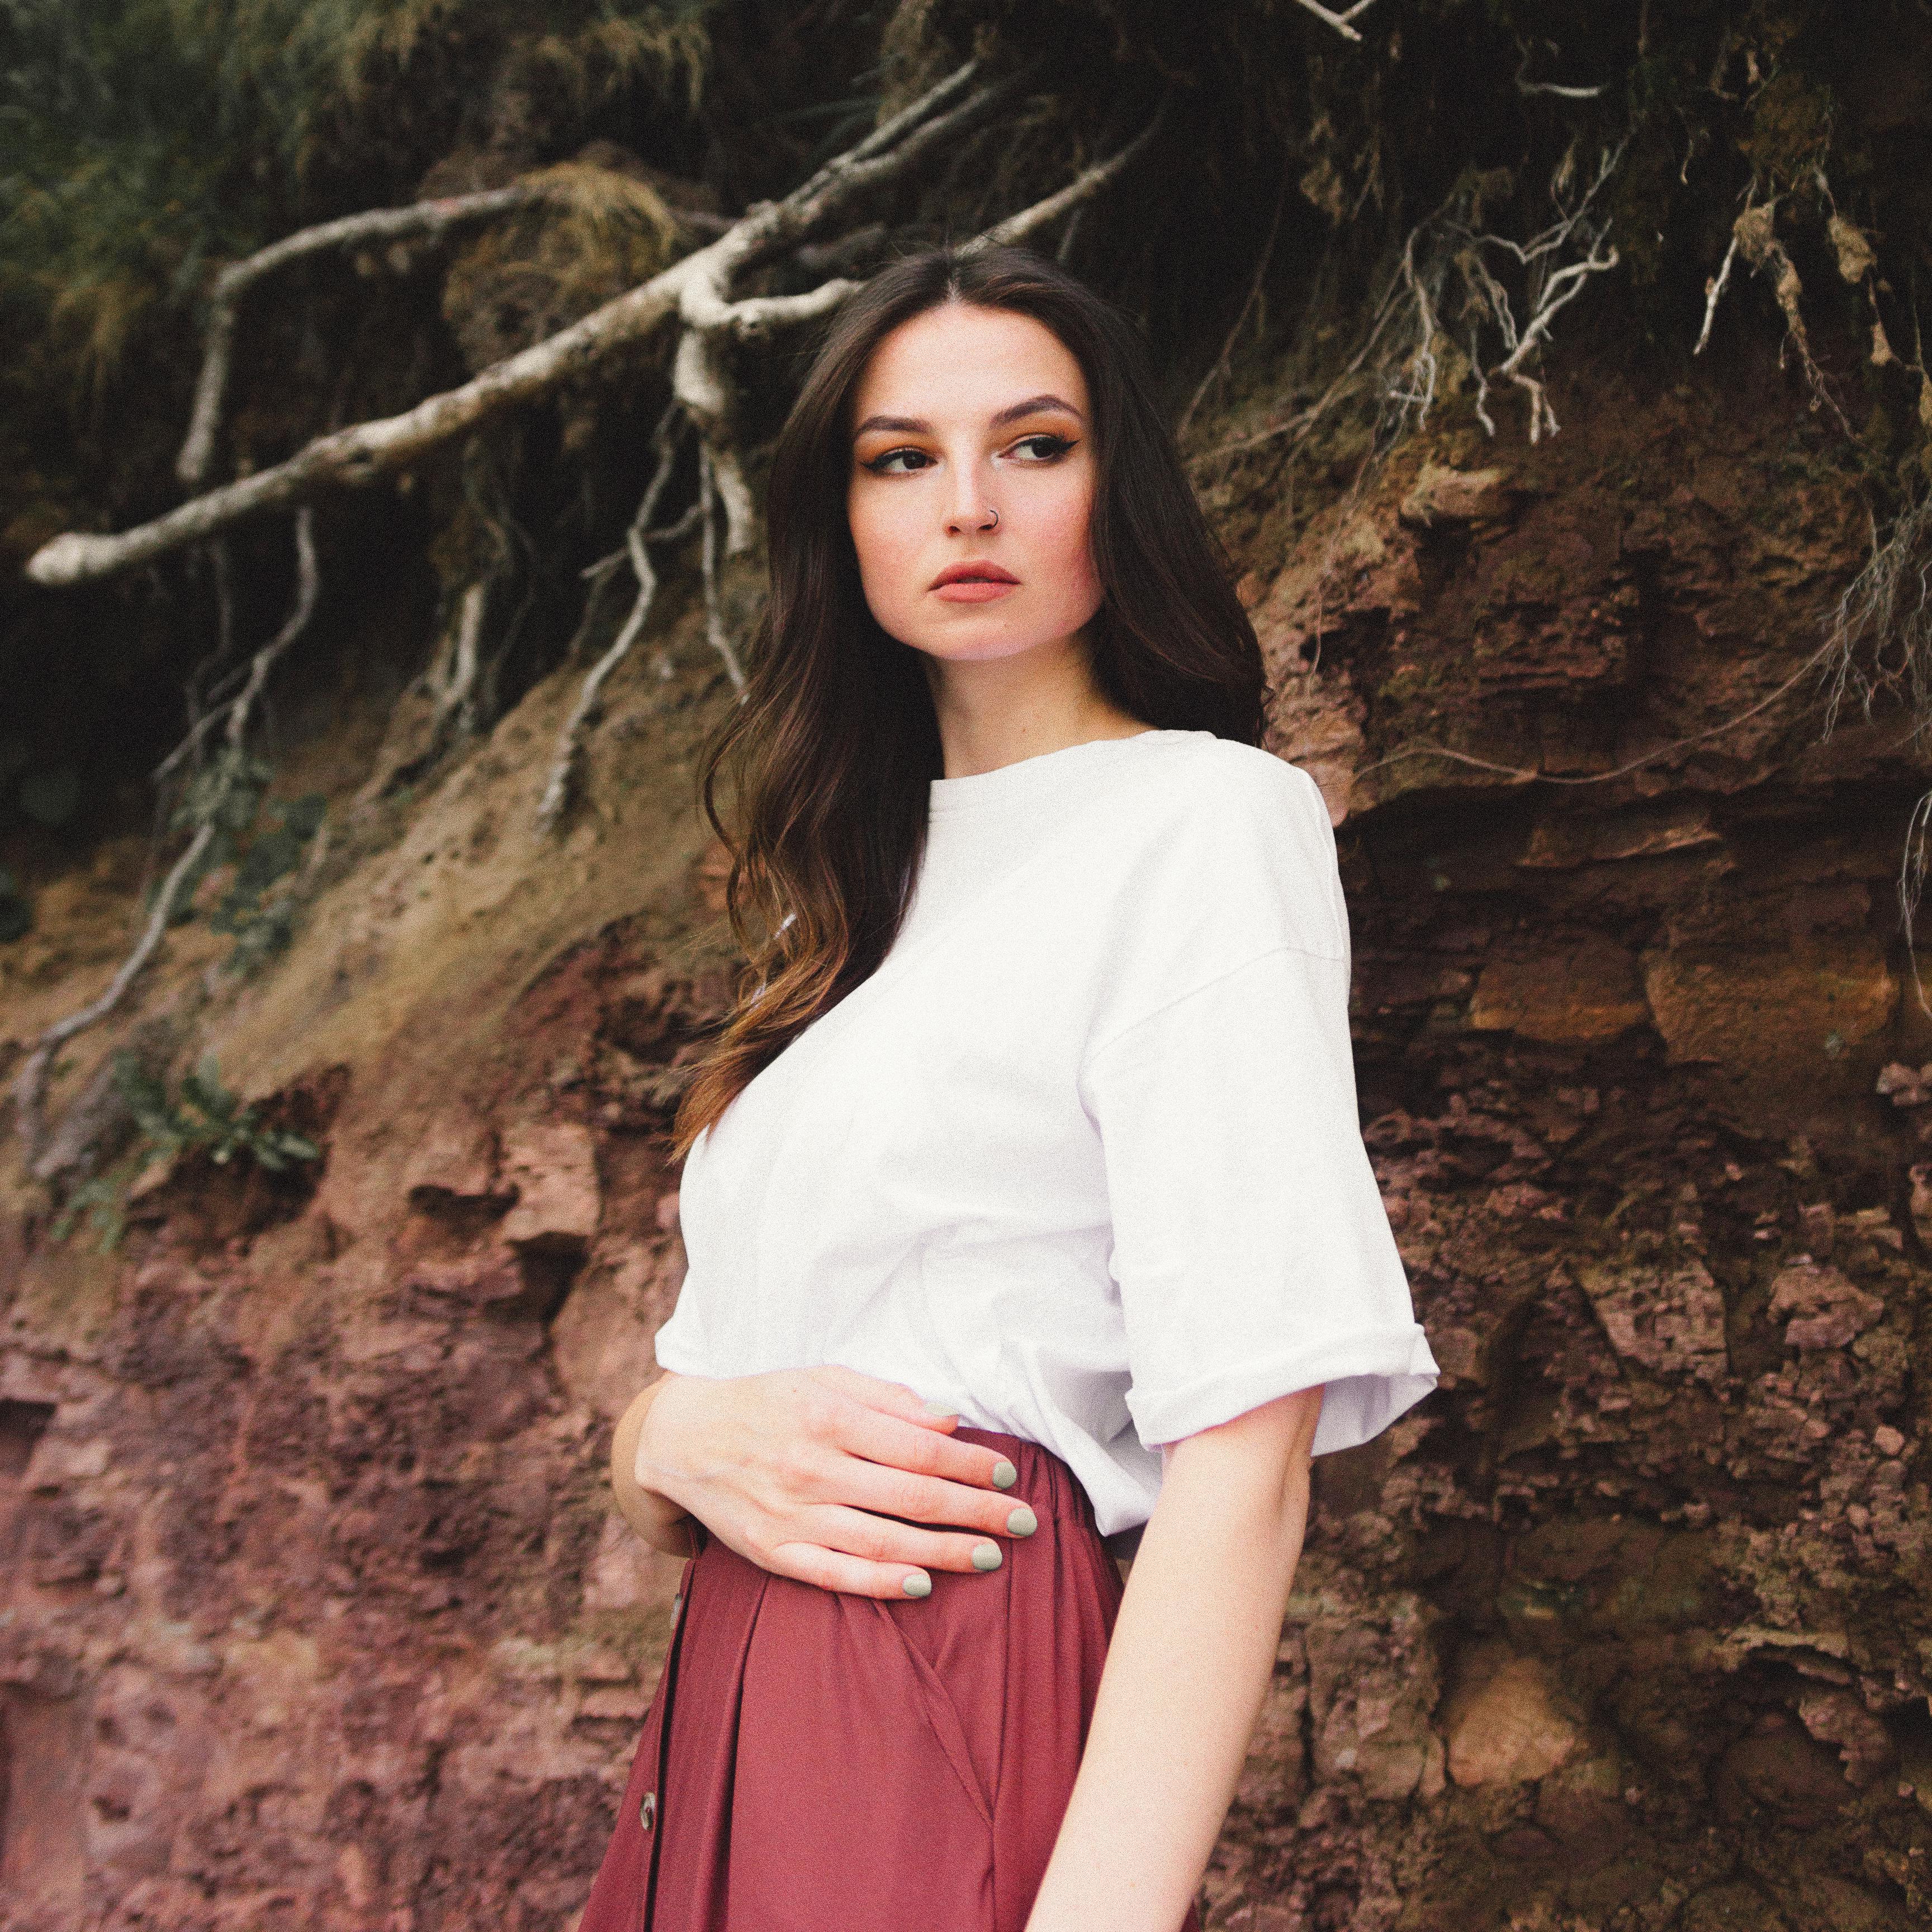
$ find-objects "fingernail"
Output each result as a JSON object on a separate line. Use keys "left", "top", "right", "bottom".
{"left": 1006, "top": 1505, "right": 1038, "bottom": 1537}
{"left": 920, "top": 1399, "right": 958, "bottom": 1417}
{"left": 902, "top": 1570, "right": 932, "bottom": 1598}
{"left": 991, "top": 1459, "right": 1018, "bottom": 1489}
{"left": 972, "top": 1543, "right": 1003, "bottom": 1571}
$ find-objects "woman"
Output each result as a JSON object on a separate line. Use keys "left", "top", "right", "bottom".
{"left": 580, "top": 244, "right": 1438, "bottom": 1932}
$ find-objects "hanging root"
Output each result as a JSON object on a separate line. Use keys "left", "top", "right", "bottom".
{"left": 537, "top": 408, "right": 694, "bottom": 830}
{"left": 15, "top": 509, "right": 320, "bottom": 1174}
{"left": 427, "top": 580, "right": 491, "bottom": 749}
{"left": 1693, "top": 187, "right": 1852, "bottom": 429}
{"left": 1694, "top": 206, "right": 1746, "bottom": 357}
{"left": 698, "top": 442, "right": 748, "bottom": 695}
{"left": 1820, "top": 491, "right": 1932, "bottom": 735}
{"left": 1347, "top": 140, "right": 1625, "bottom": 452}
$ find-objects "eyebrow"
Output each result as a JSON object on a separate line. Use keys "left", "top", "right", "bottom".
{"left": 851, "top": 393, "right": 1086, "bottom": 439}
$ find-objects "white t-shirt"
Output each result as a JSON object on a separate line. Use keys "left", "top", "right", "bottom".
{"left": 651, "top": 728, "right": 1438, "bottom": 1536}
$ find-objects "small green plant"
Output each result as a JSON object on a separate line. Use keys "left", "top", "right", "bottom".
{"left": 209, "top": 792, "right": 326, "bottom": 974}
{"left": 52, "top": 1050, "right": 322, "bottom": 1252}
{"left": 149, "top": 751, "right": 324, "bottom": 973}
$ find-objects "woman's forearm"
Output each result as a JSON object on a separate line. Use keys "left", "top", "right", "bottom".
{"left": 1024, "top": 1387, "right": 1324, "bottom": 1932}
{"left": 610, "top": 1375, "right": 699, "bottom": 1557}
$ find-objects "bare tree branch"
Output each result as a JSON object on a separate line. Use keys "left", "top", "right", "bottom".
{"left": 177, "top": 187, "right": 532, "bottom": 489}
{"left": 16, "top": 509, "right": 320, "bottom": 1169}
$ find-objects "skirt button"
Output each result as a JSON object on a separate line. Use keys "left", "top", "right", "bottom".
{"left": 641, "top": 1790, "right": 656, "bottom": 1832}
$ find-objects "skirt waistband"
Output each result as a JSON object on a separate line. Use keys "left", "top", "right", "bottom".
{"left": 947, "top": 1426, "right": 1104, "bottom": 1537}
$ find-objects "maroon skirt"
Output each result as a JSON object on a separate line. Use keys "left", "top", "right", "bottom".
{"left": 579, "top": 1426, "right": 1201, "bottom": 1932}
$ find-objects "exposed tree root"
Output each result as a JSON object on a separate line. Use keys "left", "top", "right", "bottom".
{"left": 1815, "top": 490, "right": 1932, "bottom": 1011}
{"left": 538, "top": 407, "right": 692, "bottom": 829}
{"left": 1286, "top": 0, "right": 1381, "bottom": 44}
{"left": 428, "top": 580, "right": 491, "bottom": 749}
{"left": 16, "top": 510, "right": 320, "bottom": 1173}
{"left": 30, "top": 54, "right": 1162, "bottom": 593}
{"left": 1694, "top": 187, "right": 1854, "bottom": 432}
{"left": 1355, "top": 638, "right": 1836, "bottom": 794}
{"left": 27, "top": 57, "right": 1027, "bottom": 588}
{"left": 178, "top": 187, "right": 533, "bottom": 490}
{"left": 1197, "top": 136, "right": 1626, "bottom": 481}
{"left": 1423, "top": 143, "right": 1626, "bottom": 444}
{"left": 698, "top": 441, "right": 747, "bottom": 696}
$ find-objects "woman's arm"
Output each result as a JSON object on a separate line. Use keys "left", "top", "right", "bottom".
{"left": 1024, "top": 1385, "right": 1325, "bottom": 1932}
{"left": 610, "top": 1366, "right": 1040, "bottom": 1594}
{"left": 610, "top": 1375, "right": 700, "bottom": 1556}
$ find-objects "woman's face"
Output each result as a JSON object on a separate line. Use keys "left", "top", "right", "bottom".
{"left": 845, "top": 301, "right": 1105, "bottom": 667}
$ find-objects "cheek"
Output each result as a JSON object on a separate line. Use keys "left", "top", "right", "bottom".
{"left": 846, "top": 487, "right": 920, "bottom": 610}
{"left": 1035, "top": 476, "right": 1103, "bottom": 608}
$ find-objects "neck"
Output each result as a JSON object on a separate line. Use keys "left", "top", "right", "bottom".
{"left": 926, "top": 630, "right": 1148, "bottom": 779}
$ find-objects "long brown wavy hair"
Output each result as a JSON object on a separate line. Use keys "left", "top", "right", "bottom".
{"left": 671, "top": 244, "right": 1267, "bottom": 1156}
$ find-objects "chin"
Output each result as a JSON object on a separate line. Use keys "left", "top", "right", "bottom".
{"left": 897, "top": 611, "right": 1097, "bottom": 667}
{"left": 914, "top": 632, "right": 1055, "bottom": 665}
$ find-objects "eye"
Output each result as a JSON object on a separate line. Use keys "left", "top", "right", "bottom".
{"left": 1007, "top": 433, "right": 1076, "bottom": 462}
{"left": 859, "top": 446, "right": 935, "bottom": 475}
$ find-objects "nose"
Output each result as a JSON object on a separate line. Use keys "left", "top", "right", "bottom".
{"left": 942, "top": 459, "right": 998, "bottom": 537}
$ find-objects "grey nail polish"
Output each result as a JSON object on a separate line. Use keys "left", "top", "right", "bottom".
{"left": 991, "top": 1459, "right": 1018, "bottom": 1489}
{"left": 1006, "top": 1505, "right": 1038, "bottom": 1537}
{"left": 902, "top": 1570, "right": 933, "bottom": 1598}
{"left": 920, "top": 1398, "right": 957, "bottom": 1417}
{"left": 972, "top": 1543, "right": 1003, "bottom": 1571}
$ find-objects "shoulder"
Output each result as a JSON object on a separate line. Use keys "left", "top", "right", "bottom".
{"left": 1109, "top": 736, "right": 1348, "bottom": 962}
{"left": 1152, "top": 735, "right": 1330, "bottom": 826}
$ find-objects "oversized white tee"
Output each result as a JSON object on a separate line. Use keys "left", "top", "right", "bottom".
{"left": 651, "top": 728, "right": 1438, "bottom": 1536}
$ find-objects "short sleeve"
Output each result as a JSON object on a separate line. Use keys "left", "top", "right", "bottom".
{"left": 1080, "top": 776, "right": 1438, "bottom": 1455}
{"left": 647, "top": 1156, "right": 714, "bottom": 1377}
{"left": 648, "top": 1282, "right": 711, "bottom": 1377}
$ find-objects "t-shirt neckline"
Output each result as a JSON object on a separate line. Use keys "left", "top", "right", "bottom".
{"left": 927, "top": 728, "right": 1200, "bottom": 817}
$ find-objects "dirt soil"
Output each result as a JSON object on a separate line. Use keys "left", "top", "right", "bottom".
{"left": 3, "top": 354, "right": 1930, "bottom": 1931}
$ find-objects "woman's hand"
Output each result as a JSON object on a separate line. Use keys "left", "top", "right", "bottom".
{"left": 615, "top": 1366, "right": 1036, "bottom": 1598}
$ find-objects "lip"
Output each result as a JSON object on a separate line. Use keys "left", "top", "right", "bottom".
{"left": 930, "top": 560, "right": 1020, "bottom": 604}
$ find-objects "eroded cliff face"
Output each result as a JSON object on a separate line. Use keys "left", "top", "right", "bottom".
{"left": 3, "top": 359, "right": 1929, "bottom": 1931}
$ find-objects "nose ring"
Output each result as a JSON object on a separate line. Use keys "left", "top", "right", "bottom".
{"left": 980, "top": 506, "right": 1000, "bottom": 531}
